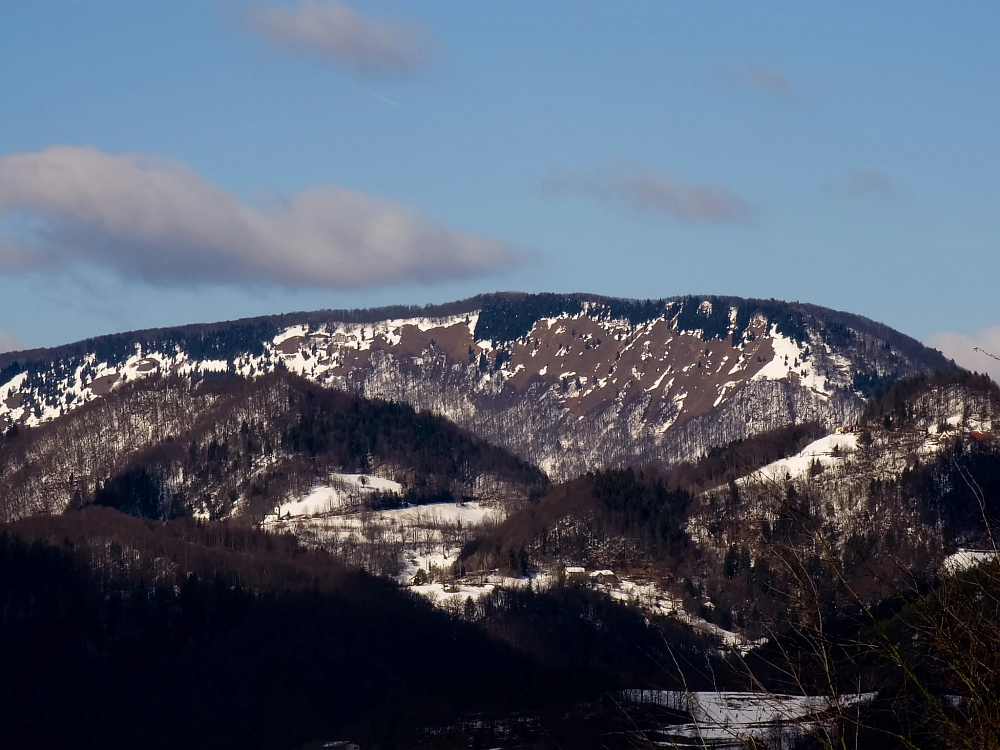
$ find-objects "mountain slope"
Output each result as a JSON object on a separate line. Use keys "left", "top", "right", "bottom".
{"left": 452, "top": 372, "right": 999, "bottom": 643}
{"left": 0, "top": 507, "right": 578, "bottom": 749}
{"left": 0, "top": 292, "right": 954, "bottom": 479}
{"left": 0, "top": 371, "right": 545, "bottom": 523}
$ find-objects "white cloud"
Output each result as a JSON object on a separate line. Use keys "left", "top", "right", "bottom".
{"left": 247, "top": 0, "right": 438, "bottom": 76}
{"left": 927, "top": 327, "right": 1000, "bottom": 383}
{"left": 0, "top": 330, "right": 20, "bottom": 354}
{"left": 0, "top": 146, "right": 517, "bottom": 289}
{"left": 541, "top": 167, "right": 753, "bottom": 223}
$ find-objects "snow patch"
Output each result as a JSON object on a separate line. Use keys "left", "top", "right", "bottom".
{"left": 646, "top": 372, "right": 672, "bottom": 394}
{"left": 621, "top": 690, "right": 875, "bottom": 747}
{"left": 743, "top": 433, "right": 858, "bottom": 485}
{"left": 943, "top": 548, "right": 998, "bottom": 575}
{"left": 270, "top": 473, "right": 404, "bottom": 519}
{"left": 752, "top": 325, "right": 831, "bottom": 396}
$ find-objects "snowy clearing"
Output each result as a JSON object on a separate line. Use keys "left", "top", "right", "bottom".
{"left": 622, "top": 690, "right": 875, "bottom": 747}
{"left": 268, "top": 473, "right": 404, "bottom": 519}
{"left": 742, "top": 433, "right": 858, "bottom": 485}
{"left": 943, "top": 548, "right": 998, "bottom": 574}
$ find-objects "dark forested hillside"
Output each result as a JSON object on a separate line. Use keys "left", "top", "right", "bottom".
{"left": 0, "top": 508, "right": 540, "bottom": 749}
{"left": 0, "top": 506, "right": 721, "bottom": 749}
{"left": 0, "top": 372, "right": 546, "bottom": 523}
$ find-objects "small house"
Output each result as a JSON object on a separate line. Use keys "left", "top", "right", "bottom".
{"left": 590, "top": 570, "right": 618, "bottom": 586}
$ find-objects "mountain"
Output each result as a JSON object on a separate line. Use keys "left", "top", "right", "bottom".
{"left": 0, "top": 292, "right": 954, "bottom": 480}
{"left": 2, "top": 296, "right": 998, "bottom": 749}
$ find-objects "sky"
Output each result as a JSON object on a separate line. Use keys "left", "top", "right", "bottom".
{"left": 0, "top": 1, "right": 998, "bottom": 379}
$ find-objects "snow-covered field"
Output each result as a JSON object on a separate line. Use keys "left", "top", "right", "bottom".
{"left": 741, "top": 433, "right": 858, "bottom": 485}
{"left": 266, "top": 477, "right": 505, "bottom": 606}
{"left": 622, "top": 690, "right": 875, "bottom": 747}
{"left": 409, "top": 572, "right": 551, "bottom": 609}
{"left": 377, "top": 502, "right": 495, "bottom": 527}
{"left": 268, "top": 473, "right": 404, "bottom": 519}
{"left": 943, "top": 548, "right": 998, "bottom": 574}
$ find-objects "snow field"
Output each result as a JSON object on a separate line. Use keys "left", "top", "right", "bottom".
{"left": 751, "top": 325, "right": 833, "bottom": 397}
{"left": 743, "top": 433, "right": 859, "bottom": 485}
{"left": 267, "top": 473, "right": 405, "bottom": 520}
{"left": 267, "top": 480, "right": 508, "bottom": 610}
{"left": 943, "top": 548, "right": 998, "bottom": 574}
{"left": 621, "top": 690, "right": 875, "bottom": 747}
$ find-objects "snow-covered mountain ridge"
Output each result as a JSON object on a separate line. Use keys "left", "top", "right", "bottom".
{"left": 0, "top": 293, "right": 954, "bottom": 479}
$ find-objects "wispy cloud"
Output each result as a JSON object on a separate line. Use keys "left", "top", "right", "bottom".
{"left": 247, "top": 0, "right": 438, "bottom": 77}
{"left": 927, "top": 326, "right": 1000, "bottom": 383}
{"left": 725, "top": 65, "right": 796, "bottom": 97}
{"left": 353, "top": 83, "right": 403, "bottom": 109}
{"left": 0, "top": 146, "right": 517, "bottom": 289}
{"left": 0, "top": 330, "right": 20, "bottom": 354}
{"left": 847, "top": 170, "right": 893, "bottom": 196}
{"left": 541, "top": 167, "right": 754, "bottom": 224}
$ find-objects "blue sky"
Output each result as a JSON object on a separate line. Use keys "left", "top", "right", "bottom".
{"left": 0, "top": 1, "right": 997, "bottom": 376}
